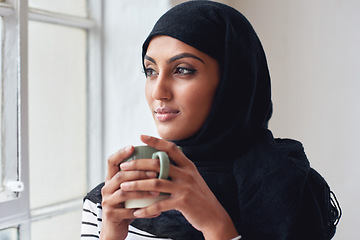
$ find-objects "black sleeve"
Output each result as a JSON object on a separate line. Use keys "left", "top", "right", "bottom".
{"left": 83, "top": 182, "right": 105, "bottom": 204}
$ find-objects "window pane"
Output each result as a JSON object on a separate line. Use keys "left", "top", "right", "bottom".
{"left": 0, "top": 227, "right": 18, "bottom": 240}
{"left": 0, "top": 16, "right": 3, "bottom": 193}
{"left": 29, "top": 0, "right": 87, "bottom": 17}
{"left": 28, "top": 21, "right": 87, "bottom": 209}
{"left": 0, "top": 15, "right": 20, "bottom": 203}
{"left": 31, "top": 210, "right": 82, "bottom": 240}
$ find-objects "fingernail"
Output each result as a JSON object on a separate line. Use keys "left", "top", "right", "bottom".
{"left": 133, "top": 209, "right": 144, "bottom": 218}
{"left": 146, "top": 171, "right": 157, "bottom": 178}
{"left": 125, "top": 145, "right": 132, "bottom": 152}
{"left": 141, "top": 135, "right": 151, "bottom": 141}
{"left": 120, "top": 161, "right": 130, "bottom": 170}
{"left": 120, "top": 182, "right": 130, "bottom": 190}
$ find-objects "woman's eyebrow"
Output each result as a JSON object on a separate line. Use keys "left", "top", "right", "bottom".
{"left": 144, "top": 55, "right": 156, "bottom": 64}
{"left": 168, "top": 53, "right": 204, "bottom": 64}
{"left": 144, "top": 53, "right": 205, "bottom": 64}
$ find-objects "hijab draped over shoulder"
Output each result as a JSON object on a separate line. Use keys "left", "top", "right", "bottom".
{"left": 136, "top": 1, "right": 341, "bottom": 239}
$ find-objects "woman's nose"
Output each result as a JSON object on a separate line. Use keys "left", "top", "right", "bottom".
{"left": 151, "top": 73, "right": 172, "bottom": 100}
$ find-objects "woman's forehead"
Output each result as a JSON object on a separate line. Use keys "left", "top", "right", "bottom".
{"left": 145, "top": 35, "right": 215, "bottom": 65}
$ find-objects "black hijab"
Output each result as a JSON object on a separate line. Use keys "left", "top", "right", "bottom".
{"left": 142, "top": 0, "right": 272, "bottom": 162}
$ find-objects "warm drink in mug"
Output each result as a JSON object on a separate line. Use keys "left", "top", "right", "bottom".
{"left": 122, "top": 145, "right": 171, "bottom": 209}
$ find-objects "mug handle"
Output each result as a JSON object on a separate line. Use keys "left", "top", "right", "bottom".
{"left": 152, "top": 151, "right": 169, "bottom": 179}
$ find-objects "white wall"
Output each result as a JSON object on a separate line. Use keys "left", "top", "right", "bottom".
{"left": 103, "top": 0, "right": 359, "bottom": 239}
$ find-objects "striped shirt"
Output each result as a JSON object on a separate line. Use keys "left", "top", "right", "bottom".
{"left": 81, "top": 198, "right": 173, "bottom": 240}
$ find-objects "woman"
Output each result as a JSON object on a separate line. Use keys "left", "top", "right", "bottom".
{"left": 81, "top": 1, "right": 340, "bottom": 239}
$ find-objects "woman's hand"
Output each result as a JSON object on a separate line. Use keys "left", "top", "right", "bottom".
{"left": 100, "top": 145, "right": 160, "bottom": 240}
{"left": 119, "top": 135, "right": 239, "bottom": 240}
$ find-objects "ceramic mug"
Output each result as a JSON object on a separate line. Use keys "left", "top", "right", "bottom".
{"left": 122, "top": 145, "right": 171, "bottom": 209}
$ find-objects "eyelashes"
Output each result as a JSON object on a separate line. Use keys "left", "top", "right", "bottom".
{"left": 174, "top": 67, "right": 197, "bottom": 76}
{"left": 144, "top": 66, "right": 197, "bottom": 78}
{"left": 144, "top": 68, "right": 157, "bottom": 77}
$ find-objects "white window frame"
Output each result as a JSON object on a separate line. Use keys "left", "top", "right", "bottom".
{"left": 0, "top": 0, "right": 104, "bottom": 237}
{"left": 0, "top": 0, "right": 30, "bottom": 232}
{"left": 86, "top": 0, "right": 105, "bottom": 190}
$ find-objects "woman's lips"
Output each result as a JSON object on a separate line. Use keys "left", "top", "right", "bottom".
{"left": 154, "top": 107, "right": 180, "bottom": 122}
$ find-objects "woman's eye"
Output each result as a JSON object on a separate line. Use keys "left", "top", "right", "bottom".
{"left": 145, "top": 68, "right": 157, "bottom": 77}
{"left": 174, "top": 67, "right": 197, "bottom": 76}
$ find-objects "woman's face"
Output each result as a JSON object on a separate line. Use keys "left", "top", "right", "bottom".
{"left": 144, "top": 35, "right": 220, "bottom": 140}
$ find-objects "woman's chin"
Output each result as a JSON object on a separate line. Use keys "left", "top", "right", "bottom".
{"left": 155, "top": 119, "right": 202, "bottom": 141}
{"left": 158, "top": 131, "right": 183, "bottom": 141}
{"left": 156, "top": 127, "right": 190, "bottom": 141}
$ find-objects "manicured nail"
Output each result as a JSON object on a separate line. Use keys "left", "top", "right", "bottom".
{"left": 146, "top": 171, "right": 157, "bottom": 178}
{"left": 150, "top": 191, "right": 159, "bottom": 196}
{"left": 141, "top": 135, "right": 151, "bottom": 141}
{"left": 125, "top": 145, "right": 132, "bottom": 152}
{"left": 120, "top": 182, "right": 130, "bottom": 190}
{"left": 133, "top": 209, "right": 145, "bottom": 218}
{"left": 120, "top": 161, "right": 130, "bottom": 170}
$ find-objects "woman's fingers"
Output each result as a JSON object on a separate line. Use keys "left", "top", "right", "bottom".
{"left": 120, "top": 178, "right": 174, "bottom": 195}
{"left": 140, "top": 135, "right": 191, "bottom": 167}
{"left": 104, "top": 188, "right": 160, "bottom": 206}
{"left": 106, "top": 145, "right": 134, "bottom": 180}
{"left": 103, "top": 170, "right": 158, "bottom": 194}
{"left": 120, "top": 160, "right": 185, "bottom": 183}
{"left": 133, "top": 198, "right": 174, "bottom": 218}
{"left": 102, "top": 187, "right": 161, "bottom": 220}
{"left": 120, "top": 158, "right": 161, "bottom": 172}
{"left": 102, "top": 204, "right": 136, "bottom": 220}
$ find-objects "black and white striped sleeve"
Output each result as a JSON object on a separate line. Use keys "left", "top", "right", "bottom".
{"left": 80, "top": 182, "right": 174, "bottom": 239}
{"left": 81, "top": 198, "right": 102, "bottom": 239}
{"left": 80, "top": 197, "right": 173, "bottom": 240}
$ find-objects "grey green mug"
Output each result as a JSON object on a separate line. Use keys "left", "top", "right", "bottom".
{"left": 122, "top": 145, "right": 170, "bottom": 209}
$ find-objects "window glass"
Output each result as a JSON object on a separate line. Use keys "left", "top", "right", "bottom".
{"left": 29, "top": 0, "right": 87, "bottom": 17}
{"left": 28, "top": 21, "right": 87, "bottom": 209}
{"left": 0, "top": 14, "right": 21, "bottom": 203}
{"left": 0, "top": 16, "right": 3, "bottom": 193}
{"left": 31, "top": 210, "right": 82, "bottom": 239}
{"left": 0, "top": 227, "right": 18, "bottom": 240}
